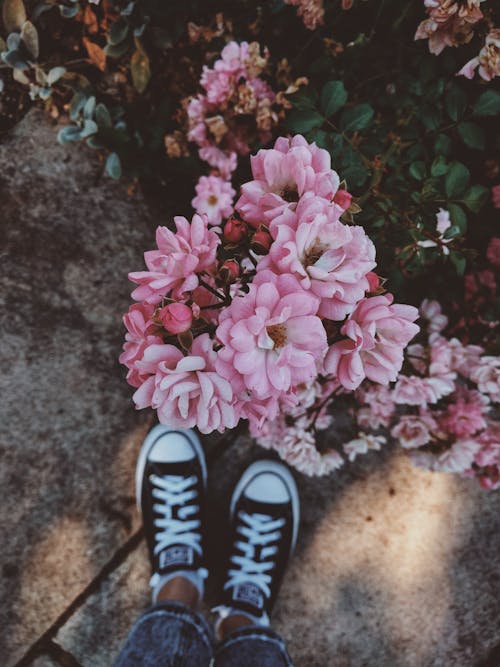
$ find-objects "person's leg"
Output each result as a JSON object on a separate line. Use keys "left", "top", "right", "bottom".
{"left": 114, "top": 424, "right": 213, "bottom": 666}
{"left": 213, "top": 460, "right": 299, "bottom": 666}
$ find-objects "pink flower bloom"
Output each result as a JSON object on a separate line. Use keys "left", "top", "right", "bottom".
{"left": 458, "top": 29, "right": 500, "bottom": 81}
{"left": 333, "top": 188, "right": 353, "bottom": 211}
{"left": 324, "top": 294, "right": 419, "bottom": 390}
{"left": 158, "top": 303, "right": 193, "bottom": 334}
{"left": 435, "top": 208, "right": 451, "bottom": 235}
{"left": 191, "top": 175, "right": 235, "bottom": 226}
{"left": 133, "top": 334, "right": 237, "bottom": 434}
{"left": 216, "top": 271, "right": 327, "bottom": 403}
{"left": 470, "top": 356, "right": 500, "bottom": 403}
{"left": 343, "top": 432, "right": 386, "bottom": 462}
{"left": 391, "top": 413, "right": 437, "bottom": 448}
{"left": 119, "top": 303, "right": 163, "bottom": 388}
{"left": 356, "top": 384, "right": 395, "bottom": 429}
{"left": 252, "top": 413, "right": 343, "bottom": 476}
{"left": 487, "top": 237, "right": 500, "bottom": 266}
{"left": 474, "top": 423, "right": 500, "bottom": 489}
{"left": 419, "top": 299, "right": 448, "bottom": 333}
{"left": 284, "top": 0, "right": 325, "bottom": 31}
{"left": 441, "top": 392, "right": 487, "bottom": 438}
{"left": 492, "top": 186, "right": 500, "bottom": 209}
{"left": 437, "top": 440, "right": 481, "bottom": 473}
{"left": 236, "top": 135, "right": 340, "bottom": 227}
{"left": 129, "top": 215, "right": 220, "bottom": 304}
{"left": 446, "top": 337, "right": 483, "bottom": 378}
{"left": 260, "top": 195, "right": 376, "bottom": 320}
{"left": 416, "top": 0, "right": 485, "bottom": 56}
{"left": 394, "top": 375, "right": 431, "bottom": 406}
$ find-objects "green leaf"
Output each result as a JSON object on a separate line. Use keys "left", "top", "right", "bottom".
{"left": 109, "top": 18, "right": 129, "bottom": 45}
{"left": 2, "top": 0, "right": 27, "bottom": 32}
{"left": 47, "top": 66, "right": 66, "bottom": 85}
{"left": 57, "top": 125, "right": 82, "bottom": 144}
{"left": 340, "top": 103, "right": 374, "bottom": 132}
{"left": 443, "top": 224, "right": 461, "bottom": 239}
{"left": 320, "top": 81, "right": 347, "bottom": 117}
{"left": 83, "top": 95, "right": 96, "bottom": 120}
{"left": 457, "top": 122, "right": 485, "bottom": 150}
{"left": 409, "top": 161, "right": 426, "bottom": 180}
{"left": 95, "top": 103, "right": 112, "bottom": 128}
{"left": 431, "top": 156, "right": 448, "bottom": 177}
{"left": 105, "top": 152, "right": 122, "bottom": 179}
{"left": 131, "top": 40, "right": 151, "bottom": 94}
{"left": 434, "top": 133, "right": 452, "bottom": 156}
{"left": 285, "top": 109, "right": 324, "bottom": 133}
{"left": 447, "top": 203, "right": 467, "bottom": 232}
{"left": 20, "top": 20, "right": 39, "bottom": 59}
{"left": 287, "top": 86, "right": 318, "bottom": 110}
{"left": 473, "top": 90, "right": 500, "bottom": 117}
{"left": 2, "top": 49, "right": 29, "bottom": 69}
{"left": 445, "top": 162, "right": 470, "bottom": 198}
{"left": 445, "top": 85, "right": 467, "bottom": 121}
{"left": 450, "top": 252, "right": 466, "bottom": 275}
{"left": 79, "top": 119, "right": 98, "bottom": 138}
{"left": 59, "top": 4, "right": 79, "bottom": 18}
{"left": 463, "top": 184, "right": 488, "bottom": 213}
{"left": 69, "top": 92, "right": 87, "bottom": 121}
{"left": 104, "top": 41, "right": 130, "bottom": 59}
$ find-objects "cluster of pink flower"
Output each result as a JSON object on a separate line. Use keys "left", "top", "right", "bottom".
{"left": 353, "top": 300, "right": 500, "bottom": 490}
{"left": 184, "top": 41, "right": 278, "bottom": 179}
{"left": 120, "top": 134, "right": 420, "bottom": 475}
{"left": 415, "top": 1, "right": 500, "bottom": 81}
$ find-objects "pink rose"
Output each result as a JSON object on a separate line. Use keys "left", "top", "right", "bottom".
{"left": 119, "top": 303, "right": 163, "bottom": 388}
{"left": 158, "top": 303, "right": 193, "bottom": 334}
{"left": 391, "top": 414, "right": 437, "bottom": 449}
{"left": 216, "top": 271, "right": 327, "bottom": 404}
{"left": 133, "top": 334, "right": 237, "bottom": 434}
{"left": 129, "top": 214, "right": 220, "bottom": 304}
{"left": 324, "top": 294, "right": 419, "bottom": 390}
{"left": 236, "top": 135, "right": 340, "bottom": 227}
{"left": 191, "top": 175, "right": 235, "bottom": 226}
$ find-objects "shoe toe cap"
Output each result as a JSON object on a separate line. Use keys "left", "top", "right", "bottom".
{"left": 148, "top": 432, "right": 196, "bottom": 463}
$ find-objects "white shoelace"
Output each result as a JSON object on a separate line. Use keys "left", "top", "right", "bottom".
{"left": 225, "top": 511, "right": 286, "bottom": 599}
{"left": 150, "top": 474, "right": 202, "bottom": 556}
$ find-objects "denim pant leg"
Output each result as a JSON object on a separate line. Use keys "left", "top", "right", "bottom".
{"left": 213, "top": 625, "right": 293, "bottom": 667}
{"left": 114, "top": 601, "right": 213, "bottom": 667}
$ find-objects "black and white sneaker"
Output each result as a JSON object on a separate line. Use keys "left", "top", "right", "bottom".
{"left": 136, "top": 424, "right": 208, "bottom": 602}
{"left": 214, "top": 460, "right": 300, "bottom": 628}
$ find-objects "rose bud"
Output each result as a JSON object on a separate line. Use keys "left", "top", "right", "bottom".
{"left": 223, "top": 217, "right": 247, "bottom": 243}
{"left": 333, "top": 189, "right": 353, "bottom": 211}
{"left": 158, "top": 302, "right": 193, "bottom": 334}
{"left": 219, "top": 259, "right": 240, "bottom": 283}
{"left": 366, "top": 272, "right": 380, "bottom": 292}
{"left": 251, "top": 226, "right": 272, "bottom": 254}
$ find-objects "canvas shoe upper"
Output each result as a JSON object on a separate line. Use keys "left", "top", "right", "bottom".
{"left": 136, "top": 424, "right": 208, "bottom": 599}
{"left": 214, "top": 460, "right": 300, "bottom": 628}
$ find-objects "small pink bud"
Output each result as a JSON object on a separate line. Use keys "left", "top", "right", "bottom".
{"left": 251, "top": 227, "right": 272, "bottom": 254}
{"left": 158, "top": 303, "right": 193, "bottom": 334}
{"left": 366, "top": 272, "right": 380, "bottom": 292}
{"left": 223, "top": 217, "right": 247, "bottom": 243}
{"left": 219, "top": 259, "right": 240, "bottom": 283}
{"left": 333, "top": 189, "right": 353, "bottom": 210}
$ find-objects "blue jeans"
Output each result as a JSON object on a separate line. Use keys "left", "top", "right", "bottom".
{"left": 114, "top": 601, "right": 293, "bottom": 667}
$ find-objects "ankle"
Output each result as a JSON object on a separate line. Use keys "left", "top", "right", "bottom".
{"left": 219, "top": 613, "right": 255, "bottom": 639}
{"left": 156, "top": 575, "right": 200, "bottom": 608}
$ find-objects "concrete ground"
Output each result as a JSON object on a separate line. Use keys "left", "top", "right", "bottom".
{"left": 1, "top": 111, "right": 500, "bottom": 667}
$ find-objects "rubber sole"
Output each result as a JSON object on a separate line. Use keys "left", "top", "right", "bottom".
{"left": 135, "top": 423, "right": 207, "bottom": 512}
{"left": 229, "top": 459, "right": 300, "bottom": 554}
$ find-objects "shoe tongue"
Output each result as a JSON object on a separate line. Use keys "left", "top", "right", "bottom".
{"left": 158, "top": 544, "right": 195, "bottom": 572}
{"left": 231, "top": 581, "right": 265, "bottom": 613}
